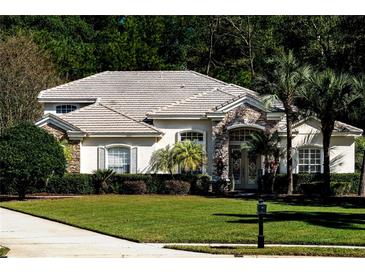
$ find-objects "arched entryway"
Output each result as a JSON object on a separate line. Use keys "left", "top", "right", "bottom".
{"left": 228, "top": 125, "right": 263, "bottom": 190}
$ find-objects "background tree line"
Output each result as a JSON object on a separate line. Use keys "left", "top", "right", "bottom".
{"left": 0, "top": 16, "right": 364, "bottom": 135}
{"left": 0, "top": 15, "right": 364, "bottom": 124}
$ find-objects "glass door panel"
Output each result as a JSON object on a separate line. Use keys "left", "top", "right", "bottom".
{"left": 230, "top": 147, "right": 242, "bottom": 187}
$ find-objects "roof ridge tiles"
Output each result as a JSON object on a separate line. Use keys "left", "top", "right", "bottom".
{"left": 188, "top": 70, "right": 230, "bottom": 86}
{"left": 227, "top": 83, "right": 259, "bottom": 96}
{"left": 216, "top": 85, "right": 237, "bottom": 97}
{"left": 147, "top": 87, "right": 219, "bottom": 115}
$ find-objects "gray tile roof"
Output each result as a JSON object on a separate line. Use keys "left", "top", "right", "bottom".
{"left": 60, "top": 103, "right": 162, "bottom": 135}
{"left": 39, "top": 71, "right": 259, "bottom": 120}
{"left": 147, "top": 86, "right": 244, "bottom": 117}
{"left": 279, "top": 116, "right": 363, "bottom": 134}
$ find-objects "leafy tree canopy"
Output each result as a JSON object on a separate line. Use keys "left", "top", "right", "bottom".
{"left": 0, "top": 123, "right": 66, "bottom": 199}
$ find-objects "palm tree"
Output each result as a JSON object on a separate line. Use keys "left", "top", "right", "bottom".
{"left": 92, "top": 169, "right": 116, "bottom": 194}
{"left": 242, "top": 131, "right": 281, "bottom": 193}
{"left": 352, "top": 76, "right": 365, "bottom": 196}
{"left": 173, "top": 140, "right": 206, "bottom": 173}
{"left": 300, "top": 69, "right": 360, "bottom": 195}
{"left": 149, "top": 145, "right": 177, "bottom": 175}
{"left": 257, "top": 50, "right": 310, "bottom": 194}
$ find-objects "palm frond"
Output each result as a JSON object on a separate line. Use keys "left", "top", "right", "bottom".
{"left": 173, "top": 140, "right": 206, "bottom": 172}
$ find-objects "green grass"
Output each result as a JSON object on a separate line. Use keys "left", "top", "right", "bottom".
{"left": 1, "top": 195, "right": 365, "bottom": 245}
{"left": 165, "top": 245, "right": 365, "bottom": 257}
{"left": 0, "top": 246, "right": 10, "bottom": 257}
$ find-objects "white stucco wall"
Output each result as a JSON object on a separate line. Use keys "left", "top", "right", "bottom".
{"left": 278, "top": 118, "right": 357, "bottom": 174}
{"left": 79, "top": 117, "right": 357, "bottom": 175}
{"left": 153, "top": 119, "right": 213, "bottom": 174}
{"left": 80, "top": 119, "right": 213, "bottom": 174}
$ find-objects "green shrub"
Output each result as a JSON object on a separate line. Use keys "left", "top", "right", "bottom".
{"left": 330, "top": 181, "right": 353, "bottom": 196}
{"left": 111, "top": 174, "right": 162, "bottom": 193}
{"left": 212, "top": 179, "right": 230, "bottom": 194}
{"left": 274, "top": 173, "right": 360, "bottom": 195}
{"left": 121, "top": 181, "right": 147, "bottom": 194}
{"left": 46, "top": 174, "right": 93, "bottom": 194}
{"left": 0, "top": 123, "right": 66, "bottom": 199}
{"left": 110, "top": 173, "right": 208, "bottom": 194}
{"left": 193, "top": 174, "right": 212, "bottom": 194}
{"left": 164, "top": 180, "right": 191, "bottom": 195}
{"left": 299, "top": 182, "right": 326, "bottom": 195}
{"left": 0, "top": 171, "right": 211, "bottom": 196}
{"left": 92, "top": 169, "right": 116, "bottom": 194}
{"left": 329, "top": 173, "right": 360, "bottom": 193}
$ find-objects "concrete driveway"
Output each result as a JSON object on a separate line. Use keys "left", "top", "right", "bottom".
{"left": 0, "top": 207, "right": 218, "bottom": 258}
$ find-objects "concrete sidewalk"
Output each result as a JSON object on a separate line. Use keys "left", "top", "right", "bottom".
{"left": 0, "top": 208, "right": 222, "bottom": 258}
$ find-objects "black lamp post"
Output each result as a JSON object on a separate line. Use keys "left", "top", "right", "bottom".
{"left": 257, "top": 198, "right": 267, "bottom": 248}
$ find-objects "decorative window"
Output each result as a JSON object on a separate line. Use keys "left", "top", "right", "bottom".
{"left": 298, "top": 148, "right": 322, "bottom": 173}
{"left": 178, "top": 131, "right": 205, "bottom": 173}
{"left": 229, "top": 128, "right": 258, "bottom": 142}
{"left": 107, "top": 147, "right": 130, "bottom": 174}
{"left": 56, "top": 104, "right": 77, "bottom": 114}
{"left": 180, "top": 131, "right": 204, "bottom": 143}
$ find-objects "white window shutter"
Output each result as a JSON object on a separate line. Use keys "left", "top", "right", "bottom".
{"left": 131, "top": 147, "right": 138, "bottom": 173}
{"left": 97, "top": 147, "right": 106, "bottom": 170}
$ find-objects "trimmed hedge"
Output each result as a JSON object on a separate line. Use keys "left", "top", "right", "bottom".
{"left": 0, "top": 174, "right": 94, "bottom": 195}
{"left": 2, "top": 171, "right": 359, "bottom": 196}
{"left": 121, "top": 181, "right": 147, "bottom": 194}
{"left": 274, "top": 173, "right": 360, "bottom": 195}
{"left": 46, "top": 174, "right": 93, "bottom": 194}
{"left": 2, "top": 173, "right": 210, "bottom": 195}
{"left": 164, "top": 180, "right": 191, "bottom": 195}
{"left": 111, "top": 173, "right": 210, "bottom": 194}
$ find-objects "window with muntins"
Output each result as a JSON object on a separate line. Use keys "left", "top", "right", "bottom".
{"left": 56, "top": 105, "right": 77, "bottom": 114}
{"left": 180, "top": 131, "right": 204, "bottom": 143}
{"left": 107, "top": 147, "right": 130, "bottom": 174}
{"left": 298, "top": 148, "right": 322, "bottom": 173}
{"left": 229, "top": 128, "right": 258, "bottom": 142}
{"left": 179, "top": 131, "right": 205, "bottom": 173}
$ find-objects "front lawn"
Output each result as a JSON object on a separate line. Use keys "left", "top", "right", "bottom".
{"left": 1, "top": 195, "right": 365, "bottom": 245}
{"left": 165, "top": 245, "right": 365, "bottom": 257}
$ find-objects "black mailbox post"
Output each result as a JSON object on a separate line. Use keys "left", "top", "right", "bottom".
{"left": 257, "top": 198, "right": 267, "bottom": 248}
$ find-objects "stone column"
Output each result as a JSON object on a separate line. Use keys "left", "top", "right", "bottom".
{"left": 40, "top": 124, "right": 81, "bottom": 173}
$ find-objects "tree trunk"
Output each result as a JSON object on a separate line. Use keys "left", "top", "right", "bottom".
{"left": 206, "top": 17, "right": 218, "bottom": 75}
{"left": 359, "top": 149, "right": 365, "bottom": 197}
{"left": 247, "top": 16, "right": 255, "bottom": 78}
{"left": 271, "top": 162, "right": 279, "bottom": 194}
{"left": 17, "top": 182, "right": 26, "bottom": 201}
{"left": 286, "top": 112, "right": 294, "bottom": 195}
{"left": 322, "top": 122, "right": 334, "bottom": 196}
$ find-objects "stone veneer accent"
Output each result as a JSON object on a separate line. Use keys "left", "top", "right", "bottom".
{"left": 212, "top": 104, "right": 278, "bottom": 180}
{"left": 41, "top": 124, "right": 80, "bottom": 173}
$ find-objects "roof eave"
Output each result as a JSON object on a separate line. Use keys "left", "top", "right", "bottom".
{"left": 214, "top": 95, "right": 266, "bottom": 112}
{"left": 278, "top": 130, "right": 363, "bottom": 136}
{"left": 35, "top": 113, "right": 82, "bottom": 132}
{"left": 86, "top": 132, "right": 163, "bottom": 138}
{"left": 146, "top": 114, "right": 206, "bottom": 120}
{"left": 38, "top": 97, "right": 98, "bottom": 103}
